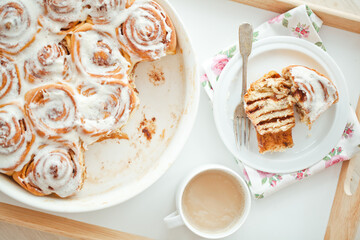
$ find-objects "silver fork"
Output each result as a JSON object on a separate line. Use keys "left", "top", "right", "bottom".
{"left": 233, "top": 23, "right": 253, "bottom": 149}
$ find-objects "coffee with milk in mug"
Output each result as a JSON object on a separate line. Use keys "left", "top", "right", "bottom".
{"left": 181, "top": 169, "right": 246, "bottom": 234}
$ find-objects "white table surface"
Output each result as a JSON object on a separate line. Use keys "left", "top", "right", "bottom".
{"left": 1, "top": 0, "right": 360, "bottom": 239}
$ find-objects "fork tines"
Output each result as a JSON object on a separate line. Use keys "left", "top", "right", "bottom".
{"left": 234, "top": 103, "right": 251, "bottom": 150}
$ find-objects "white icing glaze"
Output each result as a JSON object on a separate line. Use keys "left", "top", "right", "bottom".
{"left": 26, "top": 84, "right": 77, "bottom": 137}
{"left": 116, "top": 0, "right": 174, "bottom": 61}
{"left": 0, "top": 55, "right": 20, "bottom": 103}
{"left": 290, "top": 66, "right": 338, "bottom": 121}
{"left": 72, "top": 29, "right": 130, "bottom": 82}
{"left": 89, "top": 0, "right": 128, "bottom": 24}
{"left": 40, "top": 0, "right": 89, "bottom": 33}
{"left": 25, "top": 143, "right": 83, "bottom": 197}
{"left": 0, "top": 0, "right": 39, "bottom": 54}
{"left": 24, "top": 42, "right": 71, "bottom": 84}
{"left": 76, "top": 80, "right": 135, "bottom": 144}
{"left": 0, "top": 104, "right": 34, "bottom": 173}
{"left": 0, "top": 0, "right": 174, "bottom": 196}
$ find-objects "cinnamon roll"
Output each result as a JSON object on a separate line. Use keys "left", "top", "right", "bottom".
{"left": 0, "top": 0, "right": 178, "bottom": 198}
{"left": 0, "top": 54, "right": 20, "bottom": 101}
{"left": 24, "top": 41, "right": 71, "bottom": 84}
{"left": 245, "top": 71, "right": 296, "bottom": 153}
{"left": 24, "top": 84, "right": 77, "bottom": 138}
{"left": 41, "top": 0, "right": 87, "bottom": 32}
{"left": 115, "top": 0, "right": 176, "bottom": 62}
{"left": 77, "top": 80, "right": 137, "bottom": 140}
{"left": 13, "top": 141, "right": 85, "bottom": 197}
{"left": 0, "top": 0, "right": 39, "bottom": 54}
{"left": 282, "top": 65, "right": 339, "bottom": 128}
{"left": 71, "top": 24, "right": 131, "bottom": 81}
{"left": 88, "top": 0, "right": 135, "bottom": 25}
{"left": 0, "top": 103, "right": 35, "bottom": 175}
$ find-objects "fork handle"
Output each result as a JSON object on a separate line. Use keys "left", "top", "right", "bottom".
{"left": 241, "top": 56, "right": 248, "bottom": 97}
{"left": 242, "top": 56, "right": 251, "bottom": 147}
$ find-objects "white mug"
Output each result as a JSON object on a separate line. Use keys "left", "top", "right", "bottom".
{"left": 163, "top": 164, "right": 251, "bottom": 239}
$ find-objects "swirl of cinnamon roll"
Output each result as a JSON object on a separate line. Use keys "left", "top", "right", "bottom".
{"left": 115, "top": 0, "right": 176, "bottom": 62}
{"left": 13, "top": 141, "right": 85, "bottom": 197}
{"left": 0, "top": 54, "right": 20, "bottom": 101}
{"left": 0, "top": 0, "right": 39, "bottom": 54}
{"left": 77, "top": 80, "right": 137, "bottom": 140}
{"left": 89, "top": 0, "right": 134, "bottom": 25}
{"left": 24, "top": 41, "right": 71, "bottom": 84}
{"left": 42, "top": 0, "right": 86, "bottom": 32}
{"left": 71, "top": 25, "right": 131, "bottom": 81}
{"left": 25, "top": 84, "right": 77, "bottom": 138}
{"left": 0, "top": 103, "right": 35, "bottom": 175}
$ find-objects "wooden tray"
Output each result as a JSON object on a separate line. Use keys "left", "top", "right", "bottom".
{"left": 1, "top": 1, "right": 358, "bottom": 239}
{"left": 0, "top": 203, "right": 151, "bottom": 240}
{"left": 231, "top": 0, "right": 360, "bottom": 33}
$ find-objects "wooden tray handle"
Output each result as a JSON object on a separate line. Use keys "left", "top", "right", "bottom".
{"left": 231, "top": 0, "right": 360, "bottom": 34}
{"left": 0, "top": 202, "right": 151, "bottom": 240}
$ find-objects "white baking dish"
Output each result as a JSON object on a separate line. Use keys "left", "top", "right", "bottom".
{"left": 0, "top": 0, "right": 199, "bottom": 213}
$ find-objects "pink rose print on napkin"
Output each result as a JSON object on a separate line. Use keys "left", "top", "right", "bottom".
{"left": 342, "top": 123, "right": 354, "bottom": 139}
{"left": 292, "top": 23, "right": 310, "bottom": 38}
{"left": 211, "top": 54, "right": 229, "bottom": 76}
{"left": 243, "top": 169, "right": 250, "bottom": 182}
{"left": 293, "top": 169, "right": 310, "bottom": 180}
{"left": 296, "top": 172, "right": 304, "bottom": 180}
{"left": 325, "top": 155, "right": 349, "bottom": 168}
{"left": 268, "top": 12, "right": 292, "bottom": 28}
{"left": 257, "top": 170, "right": 282, "bottom": 187}
{"left": 323, "top": 147, "right": 349, "bottom": 168}
{"left": 243, "top": 169, "right": 251, "bottom": 187}
{"left": 257, "top": 170, "right": 275, "bottom": 179}
{"left": 268, "top": 14, "right": 284, "bottom": 24}
{"left": 270, "top": 179, "right": 277, "bottom": 187}
{"left": 200, "top": 73, "right": 212, "bottom": 89}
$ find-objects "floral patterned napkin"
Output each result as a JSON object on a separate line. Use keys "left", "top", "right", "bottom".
{"left": 200, "top": 5, "right": 360, "bottom": 199}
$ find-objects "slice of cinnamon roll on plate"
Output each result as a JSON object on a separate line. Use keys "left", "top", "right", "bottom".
{"left": 244, "top": 71, "right": 296, "bottom": 154}
{"left": 282, "top": 65, "right": 339, "bottom": 129}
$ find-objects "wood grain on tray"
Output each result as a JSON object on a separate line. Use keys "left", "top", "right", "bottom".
{"left": 231, "top": 0, "right": 360, "bottom": 33}
{"left": 324, "top": 156, "right": 360, "bottom": 240}
{"left": 0, "top": 203, "right": 150, "bottom": 240}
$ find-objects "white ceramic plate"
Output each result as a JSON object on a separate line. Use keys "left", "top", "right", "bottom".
{"left": 213, "top": 36, "right": 349, "bottom": 173}
{"left": 0, "top": 0, "right": 199, "bottom": 213}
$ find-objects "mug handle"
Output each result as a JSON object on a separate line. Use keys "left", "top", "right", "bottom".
{"left": 163, "top": 211, "right": 184, "bottom": 228}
